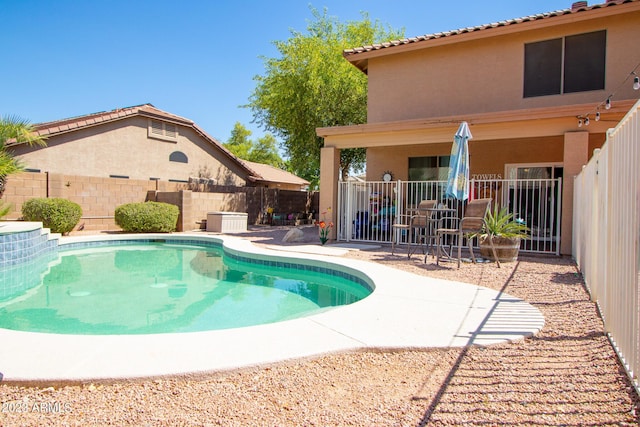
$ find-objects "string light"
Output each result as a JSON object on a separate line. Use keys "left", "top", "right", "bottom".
{"left": 576, "top": 62, "right": 640, "bottom": 127}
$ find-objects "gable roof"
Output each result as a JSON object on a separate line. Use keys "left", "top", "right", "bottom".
{"left": 14, "top": 103, "right": 261, "bottom": 182}
{"left": 242, "top": 160, "right": 309, "bottom": 187}
{"left": 31, "top": 103, "right": 194, "bottom": 137}
{"left": 344, "top": 0, "right": 640, "bottom": 73}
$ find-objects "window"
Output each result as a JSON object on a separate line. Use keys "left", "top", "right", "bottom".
{"left": 408, "top": 156, "right": 450, "bottom": 181}
{"left": 407, "top": 156, "right": 450, "bottom": 205}
{"left": 109, "top": 174, "right": 129, "bottom": 179}
{"left": 148, "top": 119, "right": 178, "bottom": 142}
{"left": 524, "top": 30, "right": 606, "bottom": 98}
{"left": 169, "top": 151, "right": 188, "bottom": 163}
{"left": 524, "top": 39, "right": 562, "bottom": 97}
{"left": 564, "top": 31, "right": 606, "bottom": 93}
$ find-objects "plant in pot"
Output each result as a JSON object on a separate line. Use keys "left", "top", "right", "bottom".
{"left": 477, "top": 205, "right": 530, "bottom": 262}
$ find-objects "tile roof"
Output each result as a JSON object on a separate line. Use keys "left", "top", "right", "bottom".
{"left": 31, "top": 103, "right": 193, "bottom": 138}
{"left": 16, "top": 104, "right": 265, "bottom": 180}
{"left": 344, "top": 0, "right": 638, "bottom": 66}
{"left": 242, "top": 160, "right": 309, "bottom": 186}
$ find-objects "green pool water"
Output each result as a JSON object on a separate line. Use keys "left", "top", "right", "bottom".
{"left": 0, "top": 242, "right": 371, "bottom": 335}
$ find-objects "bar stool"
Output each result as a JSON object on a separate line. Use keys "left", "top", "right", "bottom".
{"left": 391, "top": 200, "right": 437, "bottom": 258}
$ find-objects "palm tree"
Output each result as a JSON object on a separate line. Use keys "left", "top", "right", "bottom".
{"left": 0, "top": 114, "right": 47, "bottom": 198}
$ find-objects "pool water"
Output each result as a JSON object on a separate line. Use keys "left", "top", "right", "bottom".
{"left": 0, "top": 242, "right": 371, "bottom": 335}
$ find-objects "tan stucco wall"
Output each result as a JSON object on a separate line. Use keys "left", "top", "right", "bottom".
{"left": 320, "top": 146, "right": 340, "bottom": 239}
{"left": 366, "top": 132, "right": 601, "bottom": 178}
{"left": 365, "top": 134, "right": 603, "bottom": 182}
{"left": 561, "top": 131, "right": 590, "bottom": 255}
{"left": 367, "top": 10, "right": 640, "bottom": 122}
{"left": 9, "top": 117, "right": 247, "bottom": 186}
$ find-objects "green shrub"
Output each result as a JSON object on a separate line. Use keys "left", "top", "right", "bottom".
{"left": 21, "top": 198, "right": 82, "bottom": 234}
{"left": 115, "top": 201, "right": 179, "bottom": 233}
{"left": 0, "top": 201, "right": 12, "bottom": 219}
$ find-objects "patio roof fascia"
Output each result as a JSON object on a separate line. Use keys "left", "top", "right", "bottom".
{"left": 316, "top": 100, "right": 636, "bottom": 149}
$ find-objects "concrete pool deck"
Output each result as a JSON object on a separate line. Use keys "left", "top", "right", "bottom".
{"left": 0, "top": 232, "right": 545, "bottom": 383}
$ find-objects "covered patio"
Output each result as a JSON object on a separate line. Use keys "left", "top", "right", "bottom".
{"left": 317, "top": 101, "right": 636, "bottom": 255}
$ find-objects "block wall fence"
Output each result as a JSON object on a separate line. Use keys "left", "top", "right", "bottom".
{"left": 2, "top": 172, "right": 318, "bottom": 233}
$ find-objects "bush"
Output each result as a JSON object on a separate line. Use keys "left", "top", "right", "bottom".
{"left": 115, "top": 201, "right": 179, "bottom": 233}
{"left": 0, "top": 201, "right": 11, "bottom": 219}
{"left": 21, "top": 198, "right": 82, "bottom": 234}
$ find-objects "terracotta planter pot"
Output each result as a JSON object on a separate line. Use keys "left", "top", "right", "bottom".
{"left": 479, "top": 236, "right": 521, "bottom": 262}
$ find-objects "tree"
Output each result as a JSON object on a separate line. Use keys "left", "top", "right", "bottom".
{"left": 225, "top": 122, "right": 252, "bottom": 160}
{"left": 251, "top": 134, "right": 284, "bottom": 168}
{"left": 0, "top": 115, "right": 47, "bottom": 198}
{"left": 248, "top": 8, "right": 403, "bottom": 183}
{"left": 224, "top": 122, "right": 284, "bottom": 168}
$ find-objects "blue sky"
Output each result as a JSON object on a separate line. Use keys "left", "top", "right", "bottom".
{"left": 3, "top": 0, "right": 572, "bottom": 144}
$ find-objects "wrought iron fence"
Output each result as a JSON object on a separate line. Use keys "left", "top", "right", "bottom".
{"left": 337, "top": 178, "right": 562, "bottom": 254}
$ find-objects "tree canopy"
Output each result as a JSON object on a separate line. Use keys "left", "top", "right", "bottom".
{"left": 224, "top": 122, "right": 285, "bottom": 168}
{"left": 248, "top": 8, "right": 403, "bottom": 185}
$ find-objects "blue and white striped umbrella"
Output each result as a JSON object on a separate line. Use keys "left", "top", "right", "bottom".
{"left": 445, "top": 121, "right": 472, "bottom": 201}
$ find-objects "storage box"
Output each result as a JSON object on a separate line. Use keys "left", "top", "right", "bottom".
{"left": 206, "top": 212, "right": 248, "bottom": 233}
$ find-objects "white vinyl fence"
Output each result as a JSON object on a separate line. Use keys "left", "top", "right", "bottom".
{"left": 573, "top": 99, "right": 640, "bottom": 394}
{"left": 338, "top": 178, "right": 561, "bottom": 254}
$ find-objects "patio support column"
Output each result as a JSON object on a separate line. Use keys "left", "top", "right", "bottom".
{"left": 561, "top": 131, "right": 589, "bottom": 255}
{"left": 320, "top": 145, "right": 340, "bottom": 239}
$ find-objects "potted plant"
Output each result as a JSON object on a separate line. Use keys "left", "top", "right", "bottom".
{"left": 477, "top": 205, "right": 530, "bottom": 262}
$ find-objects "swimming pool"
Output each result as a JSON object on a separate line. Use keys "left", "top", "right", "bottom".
{"left": 0, "top": 239, "right": 371, "bottom": 335}
{"left": 0, "top": 225, "right": 545, "bottom": 382}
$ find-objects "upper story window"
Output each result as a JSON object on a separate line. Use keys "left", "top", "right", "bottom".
{"left": 148, "top": 119, "right": 178, "bottom": 142}
{"left": 523, "top": 30, "right": 606, "bottom": 98}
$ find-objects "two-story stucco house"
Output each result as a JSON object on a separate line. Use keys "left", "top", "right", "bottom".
{"left": 317, "top": 0, "right": 640, "bottom": 254}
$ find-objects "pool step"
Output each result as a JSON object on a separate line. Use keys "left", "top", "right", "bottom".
{"left": 0, "top": 222, "right": 60, "bottom": 268}
{"left": 0, "top": 223, "right": 61, "bottom": 301}
{"left": 43, "top": 227, "right": 62, "bottom": 242}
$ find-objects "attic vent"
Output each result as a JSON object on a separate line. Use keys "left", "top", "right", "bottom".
{"left": 148, "top": 119, "right": 178, "bottom": 142}
{"left": 165, "top": 123, "right": 177, "bottom": 138}
{"left": 150, "top": 120, "right": 163, "bottom": 135}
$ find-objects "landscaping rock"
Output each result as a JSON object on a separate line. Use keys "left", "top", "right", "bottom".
{"left": 282, "top": 227, "right": 305, "bottom": 243}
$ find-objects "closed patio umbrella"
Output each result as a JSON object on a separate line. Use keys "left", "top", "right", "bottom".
{"left": 445, "top": 121, "right": 472, "bottom": 201}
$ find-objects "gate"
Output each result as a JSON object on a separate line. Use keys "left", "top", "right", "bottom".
{"left": 337, "top": 178, "right": 561, "bottom": 255}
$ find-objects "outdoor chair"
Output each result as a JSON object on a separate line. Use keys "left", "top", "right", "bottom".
{"left": 435, "top": 198, "right": 500, "bottom": 268}
{"left": 391, "top": 199, "right": 437, "bottom": 258}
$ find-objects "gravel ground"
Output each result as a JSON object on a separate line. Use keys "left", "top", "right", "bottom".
{"left": 1, "top": 225, "right": 638, "bottom": 426}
